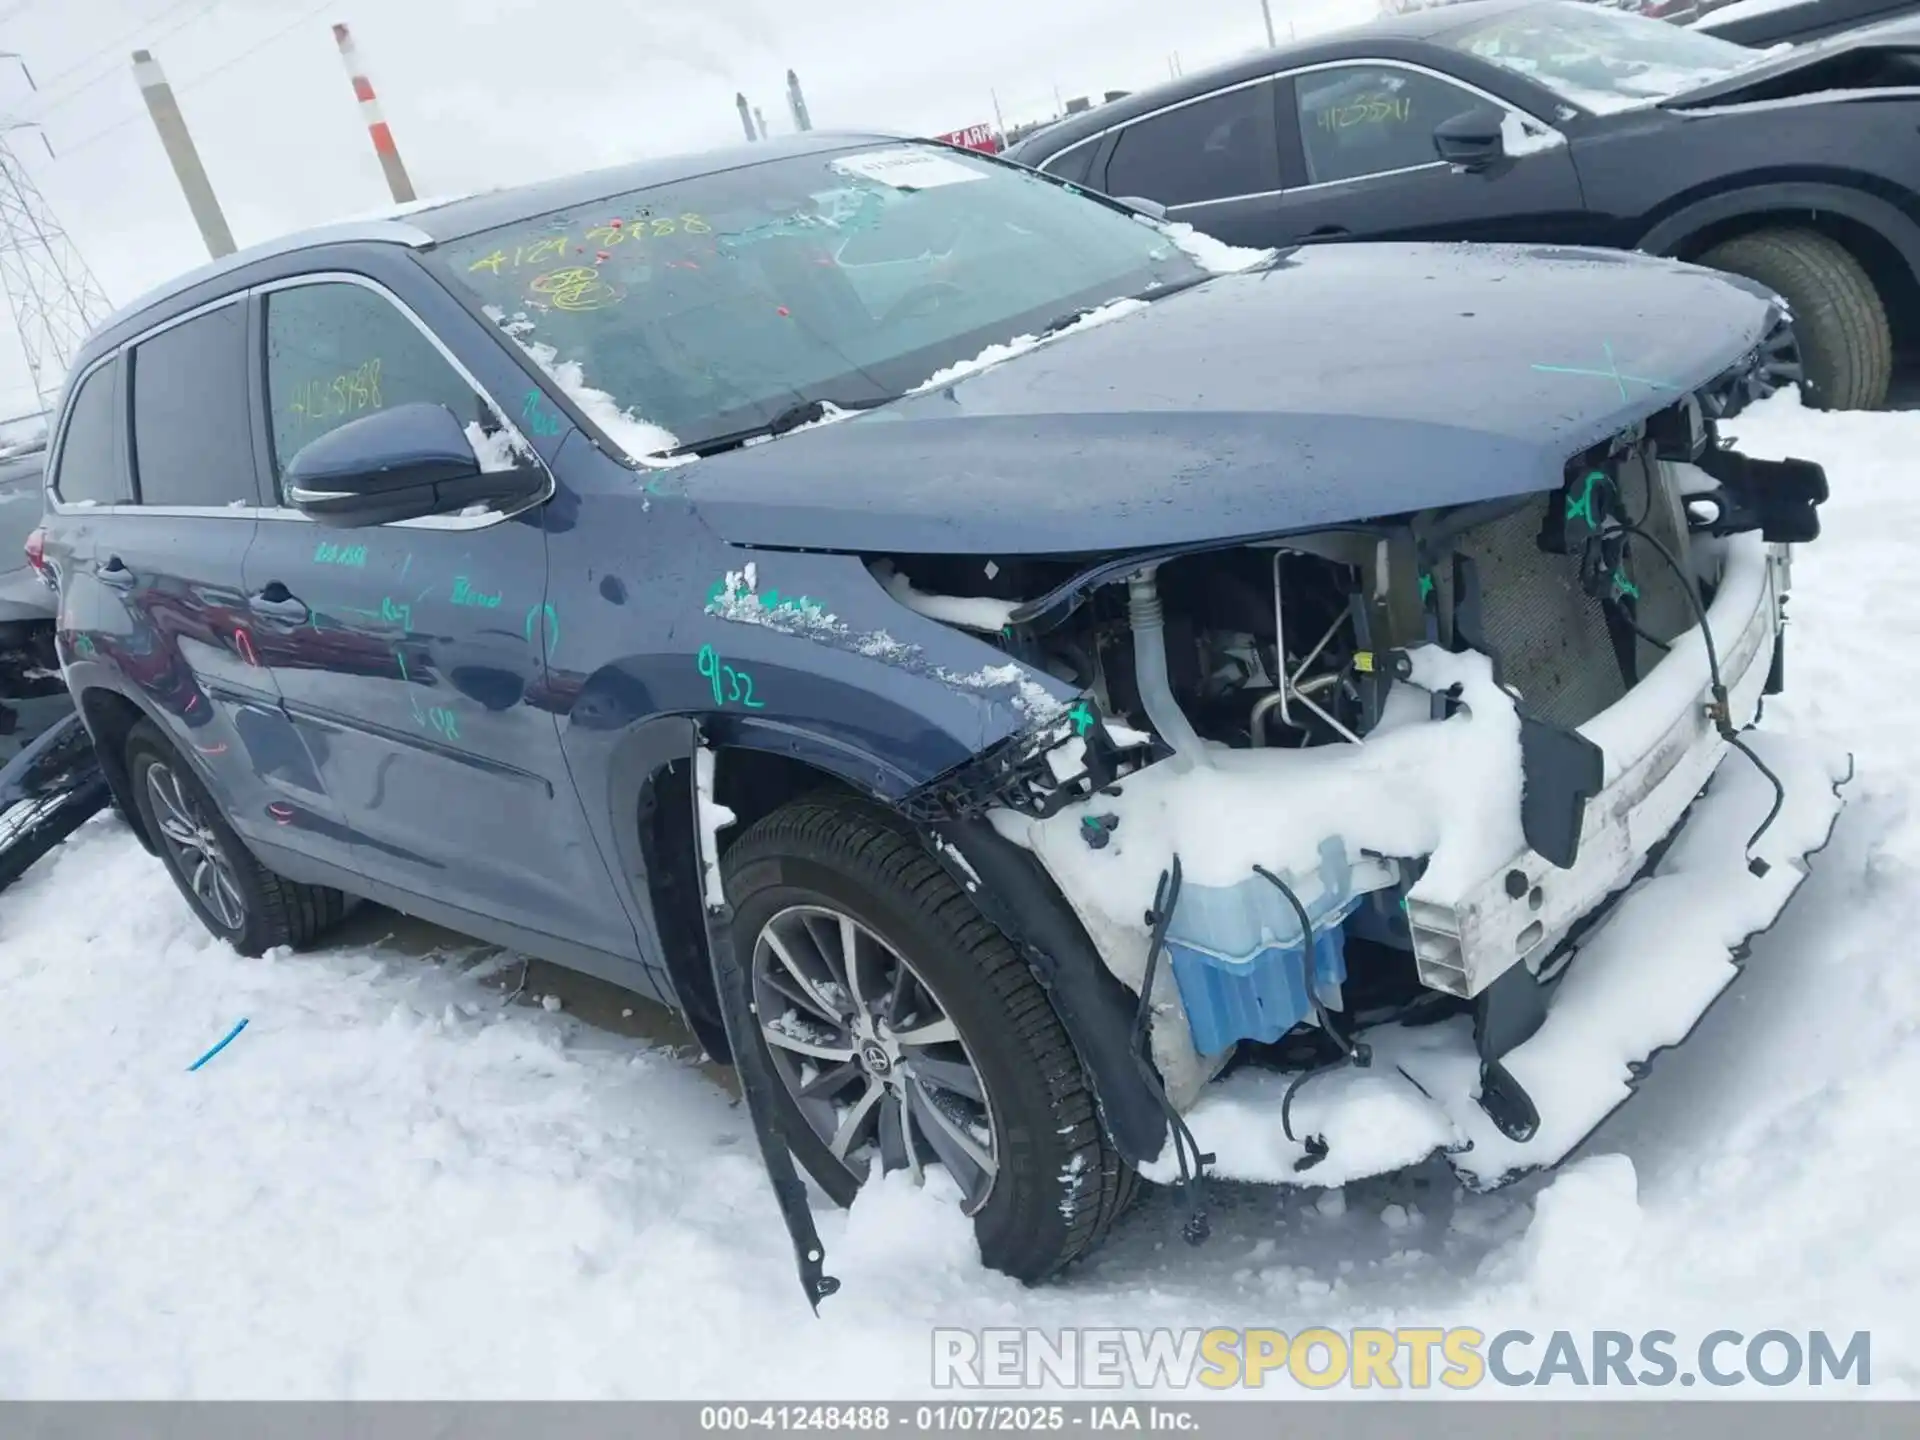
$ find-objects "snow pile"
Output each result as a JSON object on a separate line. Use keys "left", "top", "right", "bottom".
{"left": 1150, "top": 729, "right": 1847, "bottom": 1188}
{"left": 1499, "top": 110, "right": 1565, "bottom": 158}
{"left": 869, "top": 560, "right": 1018, "bottom": 633}
{"left": 911, "top": 297, "right": 1150, "bottom": 392}
{"left": 480, "top": 306, "right": 688, "bottom": 467}
{"left": 462, "top": 419, "right": 536, "bottom": 473}
{"left": 1001, "top": 645, "right": 1526, "bottom": 922}
{"left": 516, "top": 338, "right": 685, "bottom": 464}
{"left": 1146, "top": 218, "right": 1276, "bottom": 275}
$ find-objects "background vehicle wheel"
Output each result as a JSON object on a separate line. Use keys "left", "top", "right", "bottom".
{"left": 1698, "top": 228, "right": 1893, "bottom": 411}
{"left": 124, "top": 720, "right": 348, "bottom": 956}
{"left": 721, "top": 794, "right": 1137, "bottom": 1281}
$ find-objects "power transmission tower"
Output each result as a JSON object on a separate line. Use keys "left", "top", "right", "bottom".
{"left": 0, "top": 56, "right": 112, "bottom": 408}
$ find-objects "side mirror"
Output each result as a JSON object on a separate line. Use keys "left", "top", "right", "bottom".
{"left": 1434, "top": 107, "right": 1508, "bottom": 172}
{"left": 1115, "top": 194, "right": 1169, "bottom": 221}
{"left": 284, "top": 402, "right": 544, "bottom": 528}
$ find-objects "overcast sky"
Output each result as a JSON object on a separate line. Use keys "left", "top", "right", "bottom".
{"left": 0, "top": 0, "right": 1374, "bottom": 414}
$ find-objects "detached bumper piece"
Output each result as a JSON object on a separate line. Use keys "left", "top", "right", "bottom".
{"left": 0, "top": 709, "right": 108, "bottom": 895}
{"left": 1140, "top": 731, "right": 1851, "bottom": 1191}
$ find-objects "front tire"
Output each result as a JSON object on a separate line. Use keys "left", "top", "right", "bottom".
{"left": 720, "top": 794, "right": 1136, "bottom": 1281}
{"left": 1698, "top": 228, "right": 1893, "bottom": 411}
{"left": 124, "top": 720, "right": 349, "bottom": 956}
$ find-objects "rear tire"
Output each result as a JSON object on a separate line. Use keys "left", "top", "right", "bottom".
{"left": 1698, "top": 228, "right": 1893, "bottom": 411}
{"left": 124, "top": 720, "right": 349, "bottom": 956}
{"left": 719, "top": 794, "right": 1137, "bottom": 1281}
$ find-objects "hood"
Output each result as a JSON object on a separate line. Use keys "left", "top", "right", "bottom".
{"left": 679, "top": 242, "right": 1777, "bottom": 557}
{"left": 1666, "top": 14, "right": 1920, "bottom": 108}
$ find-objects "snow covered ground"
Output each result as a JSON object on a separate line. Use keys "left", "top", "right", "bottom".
{"left": 1, "top": 391, "right": 1916, "bottom": 1398}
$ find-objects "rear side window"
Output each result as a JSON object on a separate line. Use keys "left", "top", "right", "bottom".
{"left": 1040, "top": 142, "right": 1098, "bottom": 187}
{"left": 1103, "top": 83, "right": 1280, "bottom": 208}
{"left": 130, "top": 302, "right": 259, "bottom": 508}
{"left": 265, "top": 281, "right": 485, "bottom": 489}
{"left": 52, "top": 361, "right": 128, "bottom": 506}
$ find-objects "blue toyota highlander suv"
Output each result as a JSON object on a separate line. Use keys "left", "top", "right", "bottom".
{"left": 26, "top": 133, "right": 1845, "bottom": 1292}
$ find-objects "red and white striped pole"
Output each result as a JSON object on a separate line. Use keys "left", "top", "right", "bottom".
{"left": 332, "top": 21, "right": 415, "bottom": 204}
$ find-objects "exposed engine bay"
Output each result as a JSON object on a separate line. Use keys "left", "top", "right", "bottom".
{"left": 883, "top": 399, "right": 1829, "bottom": 1155}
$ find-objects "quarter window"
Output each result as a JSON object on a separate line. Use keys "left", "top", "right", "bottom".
{"left": 1103, "top": 83, "right": 1280, "bottom": 208}
{"left": 130, "top": 302, "right": 258, "bottom": 508}
{"left": 265, "top": 281, "right": 486, "bottom": 490}
{"left": 1295, "top": 66, "right": 1481, "bottom": 186}
{"left": 1039, "top": 143, "right": 1098, "bottom": 187}
{"left": 52, "top": 360, "right": 129, "bottom": 506}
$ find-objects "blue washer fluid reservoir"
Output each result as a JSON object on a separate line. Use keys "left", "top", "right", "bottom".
{"left": 1164, "top": 837, "right": 1367, "bottom": 1057}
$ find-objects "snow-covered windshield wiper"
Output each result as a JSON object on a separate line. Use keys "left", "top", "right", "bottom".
{"left": 672, "top": 397, "right": 885, "bottom": 459}
{"left": 1032, "top": 275, "right": 1212, "bottom": 342}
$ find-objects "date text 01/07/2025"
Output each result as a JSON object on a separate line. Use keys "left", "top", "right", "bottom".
{"left": 696, "top": 1404, "right": 1201, "bottom": 1432}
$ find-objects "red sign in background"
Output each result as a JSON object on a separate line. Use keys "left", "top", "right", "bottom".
{"left": 935, "top": 123, "right": 1001, "bottom": 154}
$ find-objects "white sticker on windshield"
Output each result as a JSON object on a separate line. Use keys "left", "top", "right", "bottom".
{"left": 830, "top": 148, "right": 986, "bottom": 191}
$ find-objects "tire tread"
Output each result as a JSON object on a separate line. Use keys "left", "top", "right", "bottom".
{"left": 1700, "top": 227, "right": 1892, "bottom": 411}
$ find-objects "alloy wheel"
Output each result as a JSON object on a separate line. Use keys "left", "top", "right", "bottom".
{"left": 750, "top": 903, "right": 1000, "bottom": 1213}
{"left": 145, "top": 760, "right": 246, "bottom": 931}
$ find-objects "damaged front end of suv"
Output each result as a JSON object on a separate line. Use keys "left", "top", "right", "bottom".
{"left": 674, "top": 241, "right": 1850, "bottom": 1298}
{"left": 887, "top": 385, "right": 1846, "bottom": 1219}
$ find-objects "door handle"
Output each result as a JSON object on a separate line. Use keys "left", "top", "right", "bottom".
{"left": 94, "top": 556, "right": 136, "bottom": 588}
{"left": 248, "top": 582, "right": 310, "bottom": 624}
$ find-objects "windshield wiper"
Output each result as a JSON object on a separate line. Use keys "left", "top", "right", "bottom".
{"left": 1030, "top": 275, "right": 1216, "bottom": 341}
{"left": 672, "top": 397, "right": 883, "bottom": 458}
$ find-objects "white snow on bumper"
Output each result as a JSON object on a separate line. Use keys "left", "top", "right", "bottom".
{"left": 1142, "top": 729, "right": 1852, "bottom": 1191}
{"left": 1409, "top": 534, "right": 1787, "bottom": 999}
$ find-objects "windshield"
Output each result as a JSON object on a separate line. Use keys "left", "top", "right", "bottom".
{"left": 431, "top": 143, "right": 1210, "bottom": 455}
{"left": 1441, "top": 2, "right": 1763, "bottom": 112}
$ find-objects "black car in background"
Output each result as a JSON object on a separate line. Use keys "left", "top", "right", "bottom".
{"left": 1697, "top": 0, "right": 1920, "bottom": 47}
{"left": 1005, "top": 0, "right": 1920, "bottom": 411}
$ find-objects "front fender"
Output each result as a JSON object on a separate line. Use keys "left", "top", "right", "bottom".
{"left": 563, "top": 544, "right": 1079, "bottom": 811}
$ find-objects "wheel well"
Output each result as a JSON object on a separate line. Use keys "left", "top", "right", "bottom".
{"left": 639, "top": 746, "right": 864, "bottom": 1063}
{"left": 76, "top": 688, "right": 156, "bottom": 854}
{"left": 1669, "top": 208, "right": 1920, "bottom": 357}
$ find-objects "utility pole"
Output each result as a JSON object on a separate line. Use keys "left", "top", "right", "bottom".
{"left": 735, "top": 91, "right": 756, "bottom": 142}
{"left": 131, "top": 48, "right": 235, "bottom": 259}
{"left": 1260, "top": 0, "right": 1278, "bottom": 47}
{"left": 332, "top": 22, "right": 416, "bottom": 204}
{"left": 754, "top": 106, "right": 769, "bottom": 141}
{"left": 0, "top": 74, "right": 112, "bottom": 408}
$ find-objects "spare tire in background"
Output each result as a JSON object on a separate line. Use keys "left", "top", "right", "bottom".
{"left": 1699, "top": 228, "right": 1894, "bottom": 412}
